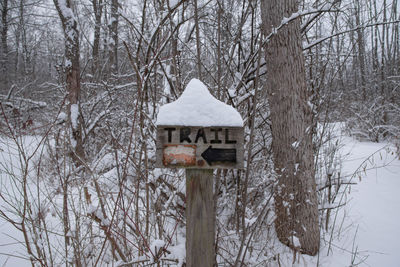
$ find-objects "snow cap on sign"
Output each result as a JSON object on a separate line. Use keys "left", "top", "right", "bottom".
{"left": 156, "top": 79, "right": 243, "bottom": 127}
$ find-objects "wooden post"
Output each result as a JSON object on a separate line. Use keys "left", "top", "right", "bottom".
{"left": 186, "top": 169, "right": 214, "bottom": 267}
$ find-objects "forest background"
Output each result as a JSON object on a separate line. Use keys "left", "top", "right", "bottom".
{"left": 0, "top": 0, "right": 399, "bottom": 266}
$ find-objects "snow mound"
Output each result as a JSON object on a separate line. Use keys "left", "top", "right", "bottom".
{"left": 156, "top": 79, "right": 243, "bottom": 127}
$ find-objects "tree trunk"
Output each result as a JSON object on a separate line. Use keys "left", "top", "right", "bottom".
{"left": 1, "top": 0, "right": 8, "bottom": 93}
{"left": 381, "top": 0, "right": 388, "bottom": 131}
{"left": 53, "top": 0, "right": 85, "bottom": 163}
{"left": 92, "top": 0, "right": 103, "bottom": 76}
{"left": 355, "top": 0, "right": 366, "bottom": 102}
{"left": 260, "top": 0, "right": 320, "bottom": 256}
{"left": 193, "top": 0, "right": 202, "bottom": 80}
{"left": 109, "top": 0, "right": 118, "bottom": 75}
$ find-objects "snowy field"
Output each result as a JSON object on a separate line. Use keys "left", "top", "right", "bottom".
{"left": 0, "top": 132, "right": 399, "bottom": 266}
{"left": 0, "top": 136, "right": 43, "bottom": 267}
{"left": 318, "top": 136, "right": 400, "bottom": 267}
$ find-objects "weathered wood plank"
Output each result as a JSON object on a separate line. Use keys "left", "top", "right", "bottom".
{"left": 156, "top": 126, "right": 244, "bottom": 169}
{"left": 186, "top": 169, "right": 214, "bottom": 267}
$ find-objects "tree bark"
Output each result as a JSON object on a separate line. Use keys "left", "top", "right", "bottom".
{"left": 92, "top": 0, "right": 103, "bottom": 76}
{"left": 109, "top": 0, "right": 118, "bottom": 75}
{"left": 193, "top": 0, "right": 202, "bottom": 80}
{"left": 261, "top": 0, "right": 320, "bottom": 256}
{"left": 1, "top": 0, "right": 9, "bottom": 93}
{"left": 355, "top": 0, "right": 366, "bottom": 102}
{"left": 53, "top": 0, "right": 85, "bottom": 163}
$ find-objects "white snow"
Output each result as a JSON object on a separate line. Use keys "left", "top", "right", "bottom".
{"left": 292, "top": 140, "right": 300, "bottom": 149}
{"left": 292, "top": 236, "right": 301, "bottom": 248}
{"left": 87, "top": 204, "right": 97, "bottom": 214}
{"left": 325, "top": 138, "right": 400, "bottom": 267}
{"left": 58, "top": 0, "right": 75, "bottom": 20}
{"left": 70, "top": 104, "right": 79, "bottom": 130}
{"left": 65, "top": 59, "right": 72, "bottom": 68}
{"left": 282, "top": 12, "right": 300, "bottom": 25}
{"left": 1, "top": 126, "right": 399, "bottom": 266}
{"left": 303, "top": 132, "right": 400, "bottom": 267}
{"left": 150, "top": 239, "right": 166, "bottom": 255}
{"left": 156, "top": 79, "right": 243, "bottom": 127}
{"left": 168, "top": 0, "right": 179, "bottom": 7}
{"left": 57, "top": 111, "right": 67, "bottom": 123}
{"left": 0, "top": 136, "right": 43, "bottom": 267}
{"left": 245, "top": 217, "right": 257, "bottom": 227}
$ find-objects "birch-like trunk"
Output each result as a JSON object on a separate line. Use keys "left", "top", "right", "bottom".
{"left": 53, "top": 0, "right": 85, "bottom": 163}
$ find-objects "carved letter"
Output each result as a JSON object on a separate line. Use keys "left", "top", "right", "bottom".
{"left": 164, "top": 128, "right": 176, "bottom": 143}
{"left": 210, "top": 128, "right": 222, "bottom": 144}
{"left": 195, "top": 128, "right": 207, "bottom": 143}
{"left": 180, "top": 127, "right": 192, "bottom": 143}
{"left": 225, "top": 129, "right": 236, "bottom": 144}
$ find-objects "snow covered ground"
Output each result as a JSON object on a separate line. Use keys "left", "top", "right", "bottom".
{"left": 0, "top": 136, "right": 42, "bottom": 267}
{"left": 0, "top": 132, "right": 399, "bottom": 266}
{"left": 320, "top": 136, "right": 400, "bottom": 267}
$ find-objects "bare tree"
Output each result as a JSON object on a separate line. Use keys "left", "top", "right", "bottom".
{"left": 0, "top": 0, "right": 9, "bottom": 93}
{"left": 261, "top": 0, "right": 320, "bottom": 255}
{"left": 92, "top": 0, "right": 103, "bottom": 76}
{"left": 109, "top": 0, "right": 118, "bottom": 75}
{"left": 193, "top": 0, "right": 202, "bottom": 80}
{"left": 355, "top": 0, "right": 366, "bottom": 101}
{"left": 53, "top": 0, "right": 85, "bottom": 162}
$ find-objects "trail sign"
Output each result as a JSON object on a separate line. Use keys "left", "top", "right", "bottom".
{"left": 156, "top": 126, "right": 244, "bottom": 169}
{"left": 155, "top": 79, "right": 244, "bottom": 267}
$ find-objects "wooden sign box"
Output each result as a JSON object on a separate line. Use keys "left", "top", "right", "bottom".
{"left": 156, "top": 126, "right": 244, "bottom": 169}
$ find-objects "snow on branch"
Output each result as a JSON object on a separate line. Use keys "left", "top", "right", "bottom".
{"left": 263, "top": 7, "right": 339, "bottom": 45}
{"left": 58, "top": 0, "right": 75, "bottom": 20}
{"left": 85, "top": 109, "right": 108, "bottom": 139}
{"left": 0, "top": 94, "right": 47, "bottom": 109}
{"left": 54, "top": 0, "right": 78, "bottom": 45}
